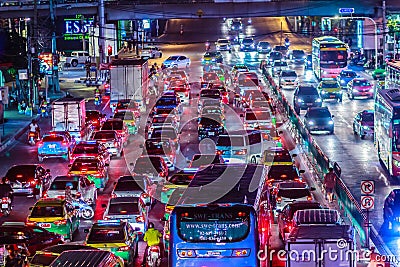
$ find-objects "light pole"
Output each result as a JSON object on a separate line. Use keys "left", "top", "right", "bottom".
{"left": 324, "top": 16, "right": 378, "bottom": 70}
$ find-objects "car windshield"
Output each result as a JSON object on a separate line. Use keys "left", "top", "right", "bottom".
{"left": 242, "top": 38, "right": 253, "bottom": 44}
{"left": 50, "top": 181, "right": 78, "bottom": 190}
{"left": 115, "top": 180, "right": 144, "bottom": 192}
{"left": 239, "top": 78, "right": 258, "bottom": 87}
{"left": 151, "top": 130, "right": 177, "bottom": 140}
{"left": 268, "top": 165, "right": 298, "bottom": 180}
{"left": 277, "top": 188, "right": 310, "bottom": 199}
{"left": 116, "top": 100, "right": 137, "bottom": 109}
{"left": 353, "top": 80, "right": 371, "bottom": 86}
{"left": 259, "top": 42, "right": 270, "bottom": 47}
{"left": 218, "top": 39, "right": 229, "bottom": 44}
{"left": 204, "top": 52, "right": 218, "bottom": 57}
{"left": 102, "top": 121, "right": 123, "bottom": 130}
{"left": 152, "top": 116, "right": 175, "bottom": 124}
{"left": 216, "top": 136, "right": 244, "bottom": 146}
{"left": 108, "top": 202, "right": 140, "bottom": 215}
{"left": 42, "top": 135, "right": 64, "bottom": 142}
{"left": 275, "top": 46, "right": 287, "bottom": 51}
{"left": 133, "top": 158, "right": 163, "bottom": 173}
{"left": 362, "top": 113, "right": 374, "bottom": 122}
{"left": 299, "top": 87, "right": 318, "bottom": 95}
{"left": 191, "top": 155, "right": 221, "bottom": 168}
{"left": 70, "top": 161, "right": 98, "bottom": 171}
{"left": 86, "top": 111, "right": 100, "bottom": 119}
{"left": 29, "top": 254, "right": 57, "bottom": 266}
{"left": 93, "top": 131, "right": 116, "bottom": 140}
{"left": 114, "top": 112, "right": 134, "bottom": 120}
{"left": 202, "top": 107, "right": 222, "bottom": 114}
{"left": 203, "top": 73, "right": 219, "bottom": 81}
{"left": 169, "top": 174, "right": 193, "bottom": 185}
{"left": 156, "top": 98, "right": 177, "bottom": 106}
{"left": 6, "top": 165, "right": 36, "bottom": 181}
{"left": 288, "top": 203, "right": 322, "bottom": 218}
{"left": 156, "top": 108, "right": 175, "bottom": 116}
{"left": 270, "top": 52, "right": 282, "bottom": 58}
{"left": 199, "top": 117, "right": 221, "bottom": 126}
{"left": 307, "top": 109, "right": 331, "bottom": 118}
{"left": 281, "top": 71, "right": 297, "bottom": 77}
{"left": 167, "top": 56, "right": 179, "bottom": 60}
{"left": 30, "top": 205, "right": 64, "bottom": 217}
{"left": 245, "top": 111, "right": 270, "bottom": 121}
{"left": 73, "top": 144, "right": 97, "bottom": 154}
{"left": 87, "top": 227, "right": 125, "bottom": 243}
{"left": 342, "top": 71, "right": 356, "bottom": 78}
{"left": 321, "top": 82, "right": 338, "bottom": 88}
{"left": 274, "top": 62, "right": 287, "bottom": 67}
{"left": 292, "top": 50, "right": 305, "bottom": 57}
{"left": 145, "top": 140, "right": 172, "bottom": 155}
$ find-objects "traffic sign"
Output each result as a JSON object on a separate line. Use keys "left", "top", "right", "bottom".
{"left": 361, "top": 195, "right": 375, "bottom": 210}
{"left": 361, "top": 180, "right": 375, "bottom": 195}
{"left": 339, "top": 8, "right": 355, "bottom": 14}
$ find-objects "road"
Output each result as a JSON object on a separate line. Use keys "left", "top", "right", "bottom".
{"left": 0, "top": 16, "right": 392, "bottom": 266}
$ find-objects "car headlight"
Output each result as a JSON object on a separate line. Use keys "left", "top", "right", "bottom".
{"left": 369, "top": 88, "right": 374, "bottom": 92}
{"left": 353, "top": 89, "right": 358, "bottom": 92}
{"left": 308, "top": 121, "right": 314, "bottom": 125}
{"left": 241, "top": 44, "right": 244, "bottom": 48}
{"left": 303, "top": 56, "right": 306, "bottom": 59}
{"left": 362, "top": 125, "right": 369, "bottom": 130}
{"left": 321, "top": 90, "right": 326, "bottom": 94}
{"left": 341, "top": 79, "right": 345, "bottom": 84}
{"left": 239, "top": 26, "right": 243, "bottom": 29}
{"left": 315, "top": 98, "right": 322, "bottom": 102}
{"left": 251, "top": 44, "right": 255, "bottom": 48}
{"left": 298, "top": 98, "right": 304, "bottom": 103}
{"left": 328, "top": 120, "right": 334, "bottom": 125}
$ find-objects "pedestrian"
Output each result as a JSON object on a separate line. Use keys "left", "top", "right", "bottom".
{"left": 383, "top": 191, "right": 395, "bottom": 230}
{"left": 85, "top": 57, "right": 92, "bottom": 80}
{"left": 323, "top": 167, "right": 337, "bottom": 203}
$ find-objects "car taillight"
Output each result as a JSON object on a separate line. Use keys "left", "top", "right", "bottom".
{"left": 235, "top": 149, "right": 247, "bottom": 155}
{"left": 165, "top": 233, "right": 170, "bottom": 240}
{"left": 38, "top": 142, "right": 44, "bottom": 147}
{"left": 75, "top": 192, "right": 81, "bottom": 198}
{"left": 111, "top": 193, "right": 117, "bottom": 198}
{"left": 232, "top": 249, "right": 249, "bottom": 257}
{"left": 159, "top": 172, "right": 165, "bottom": 177}
{"left": 54, "top": 219, "right": 67, "bottom": 225}
{"left": 141, "top": 193, "right": 149, "bottom": 198}
{"left": 276, "top": 197, "right": 282, "bottom": 203}
{"left": 26, "top": 221, "right": 36, "bottom": 226}
{"left": 104, "top": 216, "right": 111, "bottom": 220}
{"left": 150, "top": 246, "right": 160, "bottom": 253}
{"left": 162, "top": 187, "right": 169, "bottom": 192}
{"left": 118, "top": 246, "right": 130, "bottom": 251}
{"left": 136, "top": 216, "right": 144, "bottom": 222}
{"left": 114, "top": 141, "right": 119, "bottom": 147}
{"left": 307, "top": 196, "right": 313, "bottom": 201}
{"left": 29, "top": 180, "right": 37, "bottom": 186}
{"left": 216, "top": 150, "right": 223, "bottom": 155}
{"left": 2, "top": 197, "right": 8, "bottom": 203}
{"left": 43, "top": 192, "right": 48, "bottom": 198}
{"left": 29, "top": 132, "right": 36, "bottom": 137}
{"left": 61, "top": 141, "right": 68, "bottom": 146}
{"left": 178, "top": 249, "right": 195, "bottom": 258}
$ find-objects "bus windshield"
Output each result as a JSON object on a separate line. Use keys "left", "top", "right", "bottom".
{"left": 320, "top": 51, "right": 347, "bottom": 68}
{"left": 177, "top": 206, "right": 250, "bottom": 243}
{"left": 393, "top": 124, "right": 400, "bottom": 152}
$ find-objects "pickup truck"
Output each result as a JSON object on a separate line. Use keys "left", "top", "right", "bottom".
{"left": 140, "top": 46, "right": 162, "bottom": 59}
{"left": 60, "top": 51, "right": 89, "bottom": 67}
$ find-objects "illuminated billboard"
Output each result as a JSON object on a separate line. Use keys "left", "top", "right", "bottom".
{"left": 63, "top": 14, "right": 94, "bottom": 41}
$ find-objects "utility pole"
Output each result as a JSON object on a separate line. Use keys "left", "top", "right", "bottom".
{"left": 33, "top": 0, "right": 38, "bottom": 105}
{"left": 383, "top": 0, "right": 387, "bottom": 58}
{"left": 81, "top": 15, "right": 86, "bottom": 52}
{"left": 99, "top": 0, "right": 105, "bottom": 64}
{"left": 49, "top": 0, "right": 60, "bottom": 93}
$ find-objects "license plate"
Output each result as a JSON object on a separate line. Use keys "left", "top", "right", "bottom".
{"left": 209, "top": 132, "right": 215, "bottom": 136}
{"left": 1, "top": 204, "right": 8, "bottom": 208}
{"left": 330, "top": 95, "right": 336, "bottom": 98}
{"left": 39, "top": 223, "right": 51, "bottom": 228}
{"left": 307, "top": 103, "right": 313, "bottom": 106}
{"left": 48, "top": 144, "right": 56, "bottom": 148}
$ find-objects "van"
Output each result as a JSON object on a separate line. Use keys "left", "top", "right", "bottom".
{"left": 49, "top": 249, "right": 124, "bottom": 267}
{"left": 216, "top": 130, "right": 274, "bottom": 164}
{"left": 243, "top": 108, "right": 273, "bottom": 130}
{"left": 292, "top": 208, "right": 342, "bottom": 226}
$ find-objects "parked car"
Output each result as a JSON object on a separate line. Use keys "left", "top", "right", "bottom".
{"left": 353, "top": 109, "right": 374, "bottom": 139}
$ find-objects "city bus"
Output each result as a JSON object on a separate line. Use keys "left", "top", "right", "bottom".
{"left": 374, "top": 87, "right": 400, "bottom": 177}
{"left": 169, "top": 164, "right": 271, "bottom": 267}
{"left": 312, "top": 36, "right": 348, "bottom": 80}
{"left": 386, "top": 60, "right": 400, "bottom": 86}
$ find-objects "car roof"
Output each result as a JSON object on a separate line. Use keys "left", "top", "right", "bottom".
{"left": 53, "top": 175, "right": 83, "bottom": 181}
{"left": 278, "top": 181, "right": 308, "bottom": 189}
{"left": 35, "top": 198, "right": 65, "bottom": 205}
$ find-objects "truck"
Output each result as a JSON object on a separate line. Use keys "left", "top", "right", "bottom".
{"left": 286, "top": 225, "right": 356, "bottom": 267}
{"left": 109, "top": 58, "right": 149, "bottom": 113}
{"left": 51, "top": 97, "right": 91, "bottom": 141}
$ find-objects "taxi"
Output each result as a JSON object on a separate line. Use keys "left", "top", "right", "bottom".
{"left": 70, "top": 141, "right": 111, "bottom": 165}
{"left": 262, "top": 147, "right": 296, "bottom": 166}
{"left": 317, "top": 78, "right": 343, "bottom": 102}
{"left": 26, "top": 198, "right": 79, "bottom": 242}
{"left": 201, "top": 51, "right": 223, "bottom": 64}
{"left": 100, "top": 119, "right": 129, "bottom": 145}
{"left": 37, "top": 131, "right": 76, "bottom": 162}
{"left": 68, "top": 156, "right": 109, "bottom": 190}
{"left": 161, "top": 169, "right": 195, "bottom": 204}
{"left": 84, "top": 220, "right": 139, "bottom": 266}
{"left": 113, "top": 110, "right": 138, "bottom": 135}
{"left": 91, "top": 130, "right": 123, "bottom": 157}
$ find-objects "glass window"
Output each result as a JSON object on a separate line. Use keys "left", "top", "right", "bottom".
{"left": 102, "top": 121, "right": 124, "bottom": 130}
{"left": 70, "top": 161, "right": 98, "bottom": 172}
{"left": 30, "top": 205, "right": 64, "bottom": 217}
{"left": 216, "top": 136, "right": 245, "bottom": 146}
{"left": 108, "top": 203, "right": 140, "bottom": 215}
{"left": 277, "top": 189, "right": 310, "bottom": 199}
{"left": 249, "top": 132, "right": 261, "bottom": 145}
{"left": 42, "top": 135, "right": 64, "bottom": 142}
{"left": 87, "top": 227, "right": 125, "bottom": 243}
{"left": 115, "top": 180, "right": 144, "bottom": 192}
{"left": 245, "top": 111, "right": 270, "bottom": 121}
{"left": 145, "top": 140, "right": 172, "bottom": 155}
{"left": 93, "top": 132, "right": 116, "bottom": 140}
{"left": 73, "top": 145, "right": 97, "bottom": 154}
{"left": 50, "top": 181, "right": 78, "bottom": 190}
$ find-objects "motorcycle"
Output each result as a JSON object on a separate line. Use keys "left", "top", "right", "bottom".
{"left": 73, "top": 198, "right": 94, "bottom": 220}
{"left": 28, "top": 131, "right": 39, "bottom": 146}
{"left": 205, "top": 42, "right": 210, "bottom": 51}
{"left": 146, "top": 245, "right": 161, "bottom": 267}
{"left": 285, "top": 40, "right": 290, "bottom": 49}
{"left": 94, "top": 93, "right": 101, "bottom": 106}
{"left": 1, "top": 197, "right": 12, "bottom": 217}
{"left": 39, "top": 105, "right": 49, "bottom": 118}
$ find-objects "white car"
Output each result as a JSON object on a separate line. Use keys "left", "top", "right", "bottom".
{"left": 140, "top": 46, "right": 162, "bottom": 59}
{"left": 279, "top": 70, "right": 299, "bottom": 89}
{"left": 215, "top": 38, "right": 231, "bottom": 52}
{"left": 162, "top": 55, "right": 191, "bottom": 69}
{"left": 45, "top": 175, "right": 97, "bottom": 206}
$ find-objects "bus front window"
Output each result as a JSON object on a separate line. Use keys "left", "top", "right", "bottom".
{"left": 320, "top": 51, "right": 347, "bottom": 68}
{"left": 393, "top": 125, "right": 400, "bottom": 151}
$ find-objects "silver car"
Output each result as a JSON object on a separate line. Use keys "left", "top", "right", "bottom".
{"left": 112, "top": 175, "right": 154, "bottom": 205}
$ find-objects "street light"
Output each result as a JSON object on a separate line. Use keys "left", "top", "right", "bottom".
{"left": 324, "top": 16, "right": 378, "bottom": 70}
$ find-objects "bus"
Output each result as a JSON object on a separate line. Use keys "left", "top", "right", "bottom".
{"left": 374, "top": 87, "right": 400, "bottom": 177}
{"left": 386, "top": 60, "right": 400, "bottom": 86}
{"left": 312, "top": 36, "right": 348, "bottom": 80}
{"left": 169, "top": 164, "right": 272, "bottom": 267}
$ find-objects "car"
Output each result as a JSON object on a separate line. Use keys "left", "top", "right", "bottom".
{"left": 274, "top": 45, "right": 288, "bottom": 57}
{"left": 210, "top": 83, "right": 229, "bottom": 104}
{"left": 112, "top": 175, "right": 153, "bottom": 205}
{"left": 279, "top": 70, "right": 298, "bottom": 89}
{"left": 84, "top": 220, "right": 139, "bottom": 266}
{"left": 46, "top": 249, "right": 124, "bottom": 266}
{"left": 338, "top": 70, "right": 357, "bottom": 88}
{"left": 153, "top": 95, "right": 182, "bottom": 114}
{"left": 131, "top": 155, "right": 169, "bottom": 184}
{"left": 100, "top": 119, "right": 128, "bottom": 145}
{"left": 231, "top": 64, "right": 249, "bottom": 77}
{"left": 293, "top": 85, "right": 322, "bottom": 114}
{"left": 372, "top": 66, "right": 386, "bottom": 80}
{"left": 29, "top": 244, "right": 96, "bottom": 267}
{"left": 304, "top": 107, "right": 335, "bottom": 134}
{"left": 67, "top": 156, "right": 109, "bottom": 190}
{"left": 209, "top": 68, "right": 227, "bottom": 84}
{"left": 140, "top": 46, "right": 162, "bottom": 59}
{"left": 198, "top": 89, "right": 222, "bottom": 113}
{"left": 200, "top": 106, "right": 225, "bottom": 123}
{"left": 5, "top": 164, "right": 51, "bottom": 198}
{"left": 215, "top": 38, "right": 231, "bottom": 52}
{"left": 271, "top": 181, "right": 315, "bottom": 212}
{"left": 162, "top": 55, "right": 191, "bottom": 68}
{"left": 70, "top": 141, "right": 110, "bottom": 165}
{"left": 268, "top": 51, "right": 283, "bottom": 64}
{"left": 27, "top": 198, "right": 79, "bottom": 241}
{"left": 147, "top": 114, "right": 179, "bottom": 135}
{"left": 86, "top": 110, "right": 106, "bottom": 130}
{"left": 198, "top": 116, "right": 224, "bottom": 140}
{"left": 62, "top": 50, "right": 89, "bottom": 67}
{"left": 271, "top": 60, "right": 289, "bottom": 75}
{"left": 347, "top": 77, "right": 374, "bottom": 99}
{"left": 148, "top": 126, "right": 180, "bottom": 150}
{"left": 230, "top": 19, "right": 243, "bottom": 32}
{"left": 243, "top": 109, "right": 273, "bottom": 130}
{"left": 163, "top": 76, "right": 182, "bottom": 90}
{"left": 91, "top": 130, "right": 123, "bottom": 157}
{"left": 202, "top": 51, "right": 223, "bottom": 64}
{"left": 262, "top": 147, "right": 296, "bottom": 166}
{"left": 235, "top": 71, "right": 260, "bottom": 91}
{"left": 142, "top": 138, "right": 177, "bottom": 171}
{"left": 189, "top": 154, "right": 225, "bottom": 169}
{"left": 277, "top": 201, "right": 323, "bottom": 241}
{"left": 37, "top": 131, "right": 76, "bottom": 162}
{"left": 317, "top": 78, "right": 343, "bottom": 102}
{"left": 288, "top": 49, "right": 306, "bottom": 64}
{"left": 266, "top": 164, "right": 304, "bottom": 185}
{"left": 113, "top": 110, "right": 138, "bottom": 135}
{"left": 257, "top": 41, "right": 271, "bottom": 54}
{"left": 304, "top": 54, "right": 312, "bottom": 69}
{"left": 161, "top": 169, "right": 195, "bottom": 203}
{"left": 152, "top": 106, "right": 180, "bottom": 120}
{"left": 353, "top": 109, "right": 374, "bottom": 139}
{"left": 170, "top": 84, "right": 190, "bottom": 104}
{"left": 102, "top": 196, "right": 149, "bottom": 237}
{"left": 202, "top": 72, "right": 220, "bottom": 83}
{"left": 0, "top": 222, "right": 64, "bottom": 256}
{"left": 114, "top": 99, "right": 140, "bottom": 118}
{"left": 240, "top": 37, "right": 256, "bottom": 52}
{"left": 169, "top": 70, "right": 189, "bottom": 82}
{"left": 44, "top": 175, "right": 97, "bottom": 206}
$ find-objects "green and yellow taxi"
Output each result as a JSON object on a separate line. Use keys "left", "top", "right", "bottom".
{"left": 113, "top": 110, "right": 138, "bottom": 135}
{"left": 27, "top": 198, "right": 79, "bottom": 241}
{"left": 317, "top": 78, "right": 343, "bottom": 102}
{"left": 161, "top": 169, "right": 194, "bottom": 204}
{"left": 262, "top": 147, "right": 296, "bottom": 166}
{"left": 372, "top": 66, "right": 386, "bottom": 80}
{"left": 68, "top": 156, "right": 109, "bottom": 190}
{"left": 202, "top": 51, "right": 223, "bottom": 65}
{"left": 84, "top": 220, "right": 139, "bottom": 266}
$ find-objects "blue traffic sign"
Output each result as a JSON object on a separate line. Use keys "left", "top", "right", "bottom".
{"left": 339, "top": 8, "right": 355, "bottom": 14}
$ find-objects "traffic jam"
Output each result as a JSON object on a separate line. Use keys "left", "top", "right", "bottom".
{"left": 0, "top": 17, "right": 396, "bottom": 267}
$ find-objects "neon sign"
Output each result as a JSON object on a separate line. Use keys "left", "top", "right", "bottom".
{"left": 63, "top": 14, "right": 94, "bottom": 41}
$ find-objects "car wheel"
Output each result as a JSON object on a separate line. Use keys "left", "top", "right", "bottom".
{"left": 250, "top": 156, "right": 257, "bottom": 164}
{"left": 71, "top": 60, "right": 78, "bottom": 67}
{"left": 159, "top": 53, "right": 162, "bottom": 58}
{"left": 186, "top": 63, "right": 190, "bottom": 68}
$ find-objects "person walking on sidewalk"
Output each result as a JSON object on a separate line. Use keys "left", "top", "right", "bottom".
{"left": 324, "top": 167, "right": 337, "bottom": 203}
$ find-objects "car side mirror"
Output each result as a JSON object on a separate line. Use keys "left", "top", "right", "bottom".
{"left": 186, "top": 159, "right": 190, "bottom": 163}
{"left": 130, "top": 162, "right": 134, "bottom": 166}
{"left": 310, "top": 187, "right": 316, "bottom": 191}
{"left": 110, "top": 116, "right": 113, "bottom": 118}
{"left": 292, "top": 153, "right": 297, "bottom": 157}
{"left": 29, "top": 206, "right": 33, "bottom": 210}
{"left": 299, "top": 170, "right": 305, "bottom": 174}
{"left": 84, "top": 229, "right": 90, "bottom": 233}
{"left": 101, "top": 204, "right": 107, "bottom": 208}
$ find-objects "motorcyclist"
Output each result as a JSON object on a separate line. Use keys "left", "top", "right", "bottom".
{"left": 65, "top": 184, "right": 74, "bottom": 204}
{"left": 0, "top": 177, "right": 13, "bottom": 203}
{"left": 39, "top": 99, "right": 49, "bottom": 117}
{"left": 285, "top": 35, "right": 290, "bottom": 45}
{"left": 205, "top": 40, "right": 211, "bottom": 51}
{"left": 28, "top": 119, "right": 40, "bottom": 141}
{"left": 141, "top": 222, "right": 162, "bottom": 267}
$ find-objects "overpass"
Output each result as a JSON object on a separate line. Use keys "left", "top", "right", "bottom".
{"left": 0, "top": 0, "right": 397, "bottom": 20}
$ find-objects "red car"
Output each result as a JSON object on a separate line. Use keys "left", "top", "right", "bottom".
{"left": 115, "top": 99, "right": 140, "bottom": 118}
{"left": 347, "top": 78, "right": 374, "bottom": 99}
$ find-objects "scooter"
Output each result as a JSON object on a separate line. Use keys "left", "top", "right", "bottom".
{"left": 285, "top": 40, "right": 290, "bottom": 49}
{"left": 94, "top": 94, "right": 101, "bottom": 106}
{"left": 146, "top": 245, "right": 161, "bottom": 267}
{"left": 39, "top": 105, "right": 49, "bottom": 118}
{"left": 205, "top": 42, "right": 210, "bottom": 51}
{"left": 73, "top": 198, "right": 94, "bottom": 220}
{"left": 1, "top": 197, "right": 12, "bottom": 217}
{"left": 28, "top": 131, "right": 39, "bottom": 146}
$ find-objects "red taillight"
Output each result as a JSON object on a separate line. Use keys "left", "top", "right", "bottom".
{"left": 307, "top": 196, "right": 313, "bottom": 201}
{"left": 235, "top": 149, "right": 247, "bottom": 155}
{"left": 2, "top": 197, "right": 8, "bottom": 203}
{"left": 54, "top": 219, "right": 67, "bottom": 225}
{"left": 165, "top": 233, "right": 170, "bottom": 240}
{"left": 216, "top": 150, "right": 223, "bottom": 155}
{"left": 26, "top": 221, "right": 36, "bottom": 226}
{"left": 111, "top": 193, "right": 117, "bottom": 198}
{"left": 162, "top": 187, "right": 169, "bottom": 192}
{"left": 118, "top": 246, "right": 130, "bottom": 251}
{"left": 150, "top": 246, "right": 160, "bottom": 253}
{"left": 43, "top": 252, "right": 53, "bottom": 257}
{"left": 141, "top": 193, "right": 149, "bottom": 198}
{"left": 29, "top": 132, "right": 36, "bottom": 137}
{"left": 159, "top": 172, "right": 165, "bottom": 177}
{"left": 43, "top": 193, "right": 48, "bottom": 198}
{"left": 75, "top": 192, "right": 81, "bottom": 198}
{"left": 136, "top": 216, "right": 144, "bottom": 223}
{"left": 114, "top": 141, "right": 119, "bottom": 147}
{"left": 276, "top": 197, "right": 282, "bottom": 203}
{"left": 38, "top": 142, "right": 44, "bottom": 147}
{"left": 61, "top": 141, "right": 68, "bottom": 146}
{"left": 29, "top": 180, "right": 37, "bottom": 186}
